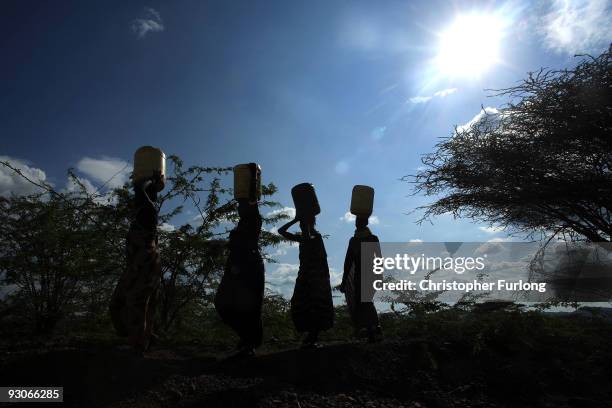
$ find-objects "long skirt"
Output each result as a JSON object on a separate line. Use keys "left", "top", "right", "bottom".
{"left": 291, "top": 272, "right": 334, "bottom": 333}
{"left": 344, "top": 264, "right": 379, "bottom": 330}
{"left": 214, "top": 257, "right": 265, "bottom": 347}
{"left": 109, "top": 228, "right": 161, "bottom": 338}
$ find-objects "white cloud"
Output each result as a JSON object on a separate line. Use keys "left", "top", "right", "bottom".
{"left": 341, "top": 211, "right": 356, "bottom": 223}
{"left": 540, "top": 0, "right": 612, "bottom": 54}
{"left": 76, "top": 157, "right": 132, "bottom": 189}
{"left": 266, "top": 262, "right": 299, "bottom": 285}
{"left": 269, "top": 234, "right": 299, "bottom": 257}
{"left": 340, "top": 211, "right": 380, "bottom": 225}
{"left": 409, "top": 88, "right": 459, "bottom": 104}
{"left": 0, "top": 156, "right": 48, "bottom": 197}
{"left": 409, "top": 239, "right": 423, "bottom": 243}
{"left": 272, "top": 247, "right": 288, "bottom": 257}
{"left": 64, "top": 175, "right": 123, "bottom": 204}
{"left": 409, "top": 96, "right": 432, "bottom": 104}
{"left": 65, "top": 176, "right": 97, "bottom": 195}
{"left": 433, "top": 88, "right": 458, "bottom": 97}
{"left": 0, "top": 155, "right": 127, "bottom": 202}
{"left": 265, "top": 263, "right": 343, "bottom": 298}
{"left": 479, "top": 225, "right": 504, "bottom": 234}
{"left": 457, "top": 107, "right": 502, "bottom": 133}
{"left": 159, "top": 222, "right": 175, "bottom": 232}
{"left": 266, "top": 206, "right": 296, "bottom": 219}
{"left": 329, "top": 267, "right": 343, "bottom": 286}
{"left": 131, "top": 7, "right": 164, "bottom": 39}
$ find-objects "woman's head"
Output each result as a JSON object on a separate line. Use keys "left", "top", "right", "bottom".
{"left": 237, "top": 198, "right": 257, "bottom": 218}
{"left": 299, "top": 214, "right": 316, "bottom": 232}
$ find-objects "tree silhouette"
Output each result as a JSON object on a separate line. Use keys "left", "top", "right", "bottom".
{"left": 411, "top": 45, "right": 611, "bottom": 242}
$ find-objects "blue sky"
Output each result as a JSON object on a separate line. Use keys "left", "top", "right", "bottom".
{"left": 1, "top": 0, "right": 611, "bottom": 297}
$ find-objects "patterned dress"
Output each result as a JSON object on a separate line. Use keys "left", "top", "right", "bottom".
{"left": 290, "top": 232, "right": 334, "bottom": 333}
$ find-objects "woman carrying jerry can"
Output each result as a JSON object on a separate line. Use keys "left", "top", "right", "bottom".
{"left": 110, "top": 146, "right": 165, "bottom": 352}
{"left": 338, "top": 185, "right": 382, "bottom": 343}
{"left": 214, "top": 163, "right": 265, "bottom": 358}
{"left": 278, "top": 183, "right": 334, "bottom": 349}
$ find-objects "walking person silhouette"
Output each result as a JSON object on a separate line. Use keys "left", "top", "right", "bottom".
{"left": 338, "top": 185, "right": 382, "bottom": 342}
{"left": 214, "top": 163, "right": 265, "bottom": 358}
{"left": 278, "top": 183, "right": 334, "bottom": 349}
{"left": 110, "top": 146, "right": 165, "bottom": 352}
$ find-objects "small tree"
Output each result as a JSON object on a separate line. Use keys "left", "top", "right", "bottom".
{"left": 411, "top": 46, "right": 612, "bottom": 242}
{"left": 0, "top": 187, "right": 124, "bottom": 334}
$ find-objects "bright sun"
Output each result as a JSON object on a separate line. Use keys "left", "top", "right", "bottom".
{"left": 436, "top": 14, "right": 505, "bottom": 78}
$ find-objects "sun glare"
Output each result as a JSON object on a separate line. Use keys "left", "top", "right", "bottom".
{"left": 435, "top": 14, "right": 505, "bottom": 78}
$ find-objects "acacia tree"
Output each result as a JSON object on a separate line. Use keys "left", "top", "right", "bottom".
{"left": 411, "top": 45, "right": 612, "bottom": 242}
{"left": 0, "top": 184, "right": 126, "bottom": 334}
{"left": 0, "top": 156, "right": 288, "bottom": 335}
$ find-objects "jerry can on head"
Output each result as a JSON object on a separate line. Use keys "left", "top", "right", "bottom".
{"left": 291, "top": 183, "right": 320, "bottom": 219}
{"left": 350, "top": 185, "right": 374, "bottom": 217}
{"left": 133, "top": 146, "right": 166, "bottom": 191}
{"left": 234, "top": 163, "right": 262, "bottom": 200}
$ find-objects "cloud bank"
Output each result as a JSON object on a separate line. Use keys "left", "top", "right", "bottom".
{"left": 0, "top": 156, "right": 48, "bottom": 197}
{"left": 76, "top": 157, "right": 132, "bottom": 189}
{"left": 0, "top": 155, "right": 133, "bottom": 201}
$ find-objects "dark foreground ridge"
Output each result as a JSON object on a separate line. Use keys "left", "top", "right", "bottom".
{"left": 1, "top": 311, "right": 612, "bottom": 408}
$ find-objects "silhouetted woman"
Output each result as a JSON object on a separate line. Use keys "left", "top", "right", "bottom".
{"left": 110, "top": 171, "right": 163, "bottom": 352}
{"left": 214, "top": 172, "right": 265, "bottom": 357}
{"left": 279, "top": 214, "right": 334, "bottom": 348}
{"left": 339, "top": 215, "right": 382, "bottom": 342}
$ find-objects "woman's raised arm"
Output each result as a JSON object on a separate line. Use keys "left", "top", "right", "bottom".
{"left": 278, "top": 218, "right": 301, "bottom": 242}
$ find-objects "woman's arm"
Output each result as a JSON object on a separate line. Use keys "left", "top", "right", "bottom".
{"left": 278, "top": 218, "right": 301, "bottom": 242}
{"left": 373, "top": 235, "right": 382, "bottom": 259}
{"left": 337, "top": 241, "right": 354, "bottom": 292}
{"left": 133, "top": 177, "right": 160, "bottom": 231}
{"left": 136, "top": 169, "right": 163, "bottom": 207}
